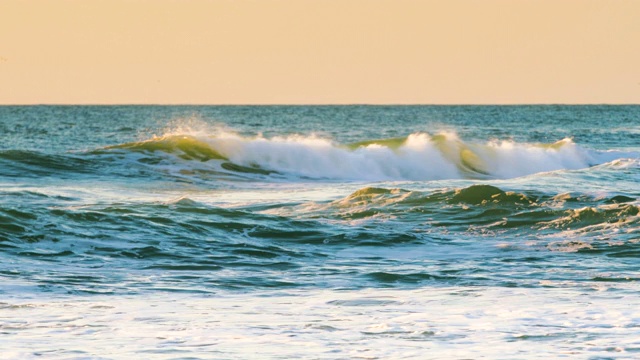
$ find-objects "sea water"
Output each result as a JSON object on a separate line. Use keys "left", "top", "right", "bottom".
{"left": 1, "top": 105, "right": 639, "bottom": 359}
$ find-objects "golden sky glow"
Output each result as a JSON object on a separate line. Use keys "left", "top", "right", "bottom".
{"left": 1, "top": 0, "right": 639, "bottom": 104}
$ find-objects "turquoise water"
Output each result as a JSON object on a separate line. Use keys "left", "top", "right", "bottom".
{"left": 1, "top": 105, "right": 639, "bottom": 359}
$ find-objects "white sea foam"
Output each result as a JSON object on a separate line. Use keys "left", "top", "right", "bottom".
{"left": 207, "top": 132, "right": 459, "bottom": 181}
{"left": 3, "top": 287, "right": 639, "bottom": 359}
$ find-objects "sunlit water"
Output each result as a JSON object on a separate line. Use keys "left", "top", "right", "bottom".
{"left": 1, "top": 105, "right": 639, "bottom": 359}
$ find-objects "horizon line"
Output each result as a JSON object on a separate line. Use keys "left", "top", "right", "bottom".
{"left": 1, "top": 103, "right": 639, "bottom": 106}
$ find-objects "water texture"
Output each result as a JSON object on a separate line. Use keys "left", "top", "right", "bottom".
{"left": 1, "top": 105, "right": 639, "bottom": 359}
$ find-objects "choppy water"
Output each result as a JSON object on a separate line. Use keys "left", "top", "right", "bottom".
{"left": 1, "top": 105, "right": 639, "bottom": 359}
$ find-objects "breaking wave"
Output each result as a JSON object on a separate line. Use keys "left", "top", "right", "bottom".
{"left": 95, "top": 128, "right": 637, "bottom": 181}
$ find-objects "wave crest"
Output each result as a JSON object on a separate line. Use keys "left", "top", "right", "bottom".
{"left": 104, "top": 135, "right": 227, "bottom": 162}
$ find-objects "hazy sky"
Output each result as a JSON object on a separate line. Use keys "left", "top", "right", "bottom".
{"left": 1, "top": 0, "right": 639, "bottom": 104}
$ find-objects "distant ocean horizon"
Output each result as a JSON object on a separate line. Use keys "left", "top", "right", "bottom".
{"left": 4, "top": 103, "right": 640, "bottom": 106}
{"left": 1, "top": 105, "right": 639, "bottom": 358}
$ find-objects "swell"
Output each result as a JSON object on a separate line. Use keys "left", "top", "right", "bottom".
{"left": 300, "top": 184, "right": 640, "bottom": 253}
{"left": 0, "top": 150, "right": 95, "bottom": 177}
{"left": 3, "top": 184, "right": 637, "bottom": 251}
{"left": 327, "top": 184, "right": 638, "bottom": 219}
{"left": 2, "top": 184, "right": 638, "bottom": 292}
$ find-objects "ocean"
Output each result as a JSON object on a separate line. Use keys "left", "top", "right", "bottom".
{"left": 1, "top": 105, "right": 639, "bottom": 359}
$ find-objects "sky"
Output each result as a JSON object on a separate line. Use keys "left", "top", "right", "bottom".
{"left": 1, "top": 0, "right": 639, "bottom": 105}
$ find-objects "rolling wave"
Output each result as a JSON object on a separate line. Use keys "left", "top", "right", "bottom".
{"left": 93, "top": 129, "right": 636, "bottom": 181}
{"left": 2, "top": 129, "right": 637, "bottom": 181}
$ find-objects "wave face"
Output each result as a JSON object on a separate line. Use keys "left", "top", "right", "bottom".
{"left": 93, "top": 130, "right": 636, "bottom": 181}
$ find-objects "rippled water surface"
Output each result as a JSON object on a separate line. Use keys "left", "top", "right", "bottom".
{"left": 1, "top": 105, "right": 639, "bottom": 359}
